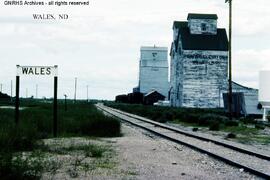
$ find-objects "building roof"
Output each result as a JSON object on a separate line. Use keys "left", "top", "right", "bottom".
{"left": 173, "top": 21, "right": 188, "bottom": 29}
{"left": 179, "top": 28, "right": 228, "bottom": 51}
{"left": 232, "top": 81, "right": 258, "bottom": 91}
{"left": 140, "top": 46, "right": 168, "bottom": 51}
{"left": 144, "top": 90, "right": 165, "bottom": 98}
{"left": 187, "top": 13, "right": 218, "bottom": 20}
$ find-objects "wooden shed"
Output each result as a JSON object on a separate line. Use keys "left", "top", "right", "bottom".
{"left": 143, "top": 91, "right": 165, "bottom": 105}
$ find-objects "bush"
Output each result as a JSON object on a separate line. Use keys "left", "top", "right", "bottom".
{"left": 209, "top": 121, "right": 220, "bottom": 131}
{"left": 198, "top": 114, "right": 228, "bottom": 126}
{"left": 226, "top": 133, "right": 237, "bottom": 139}
{"left": 0, "top": 124, "right": 38, "bottom": 153}
{"left": 184, "top": 114, "right": 201, "bottom": 124}
{"left": 43, "top": 102, "right": 121, "bottom": 137}
{"left": 156, "top": 117, "right": 167, "bottom": 123}
{"left": 224, "top": 120, "right": 239, "bottom": 127}
{"left": 239, "top": 117, "right": 255, "bottom": 124}
{"left": 80, "top": 116, "right": 121, "bottom": 137}
{"left": 255, "top": 124, "right": 265, "bottom": 130}
{"left": 163, "top": 111, "right": 173, "bottom": 121}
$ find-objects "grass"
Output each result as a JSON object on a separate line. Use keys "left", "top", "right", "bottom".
{"left": 223, "top": 125, "right": 270, "bottom": 144}
{"left": 222, "top": 124, "right": 259, "bottom": 135}
{"left": 236, "top": 136, "right": 270, "bottom": 145}
{"left": 40, "top": 143, "right": 106, "bottom": 158}
{"left": 105, "top": 102, "right": 230, "bottom": 129}
{"left": 0, "top": 99, "right": 121, "bottom": 179}
{"left": 1, "top": 140, "right": 115, "bottom": 179}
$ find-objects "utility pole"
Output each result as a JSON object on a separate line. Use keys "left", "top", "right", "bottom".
{"left": 87, "top": 85, "right": 89, "bottom": 102}
{"left": 0, "top": 83, "right": 2, "bottom": 93}
{"left": 36, "top": 84, "right": 38, "bottom": 99}
{"left": 226, "top": 0, "right": 233, "bottom": 120}
{"left": 64, "top": 94, "right": 67, "bottom": 111}
{"left": 11, "top": 80, "right": 13, "bottom": 102}
{"left": 74, "top": 77, "right": 77, "bottom": 102}
{"left": 11, "top": 80, "right": 13, "bottom": 98}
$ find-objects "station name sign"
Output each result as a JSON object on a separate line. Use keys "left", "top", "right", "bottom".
{"left": 17, "top": 65, "right": 58, "bottom": 76}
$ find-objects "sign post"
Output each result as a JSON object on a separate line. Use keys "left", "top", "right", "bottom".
{"left": 15, "top": 72, "right": 20, "bottom": 124}
{"left": 16, "top": 65, "right": 58, "bottom": 136}
{"left": 53, "top": 66, "right": 58, "bottom": 137}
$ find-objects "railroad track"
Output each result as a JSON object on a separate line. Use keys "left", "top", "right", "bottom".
{"left": 96, "top": 103, "right": 270, "bottom": 179}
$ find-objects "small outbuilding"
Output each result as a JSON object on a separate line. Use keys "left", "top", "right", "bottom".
{"left": 127, "top": 92, "right": 144, "bottom": 104}
{"left": 143, "top": 91, "right": 165, "bottom": 105}
{"left": 115, "top": 94, "right": 128, "bottom": 103}
{"left": 0, "top": 92, "right": 10, "bottom": 103}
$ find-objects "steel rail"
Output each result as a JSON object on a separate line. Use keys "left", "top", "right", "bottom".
{"left": 104, "top": 105, "right": 270, "bottom": 161}
{"left": 97, "top": 104, "right": 270, "bottom": 179}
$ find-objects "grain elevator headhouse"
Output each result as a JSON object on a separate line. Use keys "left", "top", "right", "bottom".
{"left": 170, "top": 13, "right": 229, "bottom": 108}
{"left": 139, "top": 46, "right": 169, "bottom": 97}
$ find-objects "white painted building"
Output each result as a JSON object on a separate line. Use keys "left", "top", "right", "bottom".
{"left": 170, "top": 13, "right": 229, "bottom": 108}
{"left": 169, "top": 13, "right": 262, "bottom": 115}
{"left": 139, "top": 46, "right": 169, "bottom": 97}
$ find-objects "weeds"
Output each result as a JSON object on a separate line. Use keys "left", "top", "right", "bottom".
{"left": 6, "top": 151, "right": 45, "bottom": 180}
{"left": 40, "top": 143, "right": 106, "bottom": 158}
{"left": 0, "top": 100, "right": 120, "bottom": 179}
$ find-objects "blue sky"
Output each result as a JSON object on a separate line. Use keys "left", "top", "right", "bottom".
{"left": 0, "top": 0, "right": 270, "bottom": 100}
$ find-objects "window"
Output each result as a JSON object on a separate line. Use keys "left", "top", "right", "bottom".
{"left": 201, "top": 23, "right": 207, "bottom": 31}
{"left": 152, "top": 52, "right": 157, "bottom": 60}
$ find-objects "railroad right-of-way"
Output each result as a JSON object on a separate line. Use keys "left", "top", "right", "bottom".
{"left": 96, "top": 103, "right": 270, "bottom": 179}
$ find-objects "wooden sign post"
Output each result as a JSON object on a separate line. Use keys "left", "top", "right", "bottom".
{"left": 15, "top": 75, "right": 20, "bottom": 124}
{"left": 53, "top": 75, "right": 58, "bottom": 137}
{"left": 16, "top": 65, "right": 58, "bottom": 137}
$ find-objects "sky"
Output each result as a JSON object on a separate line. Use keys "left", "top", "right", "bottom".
{"left": 0, "top": 0, "right": 270, "bottom": 100}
